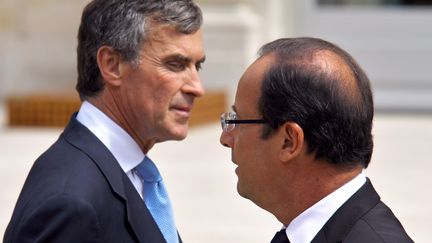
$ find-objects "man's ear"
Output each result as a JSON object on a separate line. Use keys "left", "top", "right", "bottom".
{"left": 97, "top": 46, "right": 123, "bottom": 86}
{"left": 279, "top": 122, "right": 304, "bottom": 163}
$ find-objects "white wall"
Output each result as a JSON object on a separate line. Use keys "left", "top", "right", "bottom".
{"left": 199, "top": 0, "right": 261, "bottom": 102}
{"left": 0, "top": 0, "right": 88, "bottom": 100}
{"left": 198, "top": 0, "right": 295, "bottom": 104}
{"left": 1, "top": 0, "right": 430, "bottom": 111}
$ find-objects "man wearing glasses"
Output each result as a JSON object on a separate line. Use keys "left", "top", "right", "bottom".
{"left": 220, "top": 37, "right": 413, "bottom": 243}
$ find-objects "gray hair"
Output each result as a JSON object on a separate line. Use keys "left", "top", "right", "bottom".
{"left": 76, "top": 0, "right": 203, "bottom": 99}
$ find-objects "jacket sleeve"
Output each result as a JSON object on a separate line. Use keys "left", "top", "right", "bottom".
{"left": 6, "top": 194, "right": 101, "bottom": 243}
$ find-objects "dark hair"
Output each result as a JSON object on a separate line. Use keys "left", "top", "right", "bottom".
{"left": 258, "top": 37, "right": 374, "bottom": 168}
{"left": 76, "top": 0, "right": 203, "bottom": 99}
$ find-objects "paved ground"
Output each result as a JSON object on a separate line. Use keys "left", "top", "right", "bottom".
{"left": 0, "top": 108, "right": 431, "bottom": 242}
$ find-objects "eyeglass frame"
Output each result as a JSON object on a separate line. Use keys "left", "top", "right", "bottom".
{"left": 220, "top": 111, "right": 267, "bottom": 132}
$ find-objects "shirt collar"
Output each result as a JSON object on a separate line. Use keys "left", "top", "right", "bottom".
{"left": 76, "top": 101, "right": 144, "bottom": 173}
{"left": 285, "top": 173, "right": 366, "bottom": 243}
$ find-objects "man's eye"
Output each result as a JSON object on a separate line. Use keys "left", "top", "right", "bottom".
{"left": 167, "top": 62, "right": 185, "bottom": 71}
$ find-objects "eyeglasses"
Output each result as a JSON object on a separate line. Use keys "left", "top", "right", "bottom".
{"left": 220, "top": 111, "right": 266, "bottom": 132}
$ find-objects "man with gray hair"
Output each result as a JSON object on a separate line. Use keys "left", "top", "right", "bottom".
{"left": 4, "top": 0, "right": 205, "bottom": 242}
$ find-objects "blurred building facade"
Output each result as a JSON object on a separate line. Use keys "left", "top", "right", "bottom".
{"left": 0, "top": 0, "right": 431, "bottom": 111}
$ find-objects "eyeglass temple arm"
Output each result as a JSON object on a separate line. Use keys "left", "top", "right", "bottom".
{"left": 224, "top": 119, "right": 266, "bottom": 124}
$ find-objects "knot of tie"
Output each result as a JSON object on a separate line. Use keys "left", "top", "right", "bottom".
{"left": 135, "top": 156, "right": 162, "bottom": 182}
{"left": 271, "top": 229, "right": 290, "bottom": 243}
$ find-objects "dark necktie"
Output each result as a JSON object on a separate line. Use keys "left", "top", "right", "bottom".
{"left": 270, "top": 229, "right": 290, "bottom": 243}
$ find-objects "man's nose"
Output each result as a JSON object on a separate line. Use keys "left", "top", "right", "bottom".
{"left": 183, "top": 68, "right": 205, "bottom": 97}
{"left": 220, "top": 130, "right": 233, "bottom": 148}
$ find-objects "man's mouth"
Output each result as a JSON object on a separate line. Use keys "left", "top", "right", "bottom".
{"left": 171, "top": 105, "right": 192, "bottom": 117}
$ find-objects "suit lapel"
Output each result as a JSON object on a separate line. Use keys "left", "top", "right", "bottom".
{"left": 63, "top": 116, "right": 126, "bottom": 198}
{"left": 311, "top": 179, "right": 380, "bottom": 243}
{"left": 62, "top": 116, "right": 165, "bottom": 243}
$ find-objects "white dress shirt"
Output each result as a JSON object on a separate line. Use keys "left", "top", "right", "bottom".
{"left": 76, "top": 101, "right": 146, "bottom": 198}
{"left": 285, "top": 173, "right": 367, "bottom": 243}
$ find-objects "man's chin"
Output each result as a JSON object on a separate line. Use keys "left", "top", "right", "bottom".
{"left": 167, "top": 124, "right": 189, "bottom": 141}
{"left": 237, "top": 182, "right": 248, "bottom": 199}
{"left": 172, "top": 133, "right": 188, "bottom": 141}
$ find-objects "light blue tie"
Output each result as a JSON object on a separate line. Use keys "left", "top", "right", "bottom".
{"left": 135, "top": 156, "right": 179, "bottom": 243}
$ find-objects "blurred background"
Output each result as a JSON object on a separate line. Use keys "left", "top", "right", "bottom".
{"left": 0, "top": 0, "right": 431, "bottom": 242}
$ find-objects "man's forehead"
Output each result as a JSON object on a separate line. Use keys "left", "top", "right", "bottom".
{"left": 146, "top": 23, "right": 202, "bottom": 44}
{"left": 141, "top": 25, "right": 204, "bottom": 60}
{"left": 235, "top": 54, "right": 274, "bottom": 115}
{"left": 143, "top": 26, "right": 203, "bottom": 50}
{"left": 241, "top": 54, "right": 275, "bottom": 87}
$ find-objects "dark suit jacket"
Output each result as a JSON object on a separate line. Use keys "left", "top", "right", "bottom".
{"left": 311, "top": 179, "right": 413, "bottom": 243}
{"left": 4, "top": 116, "right": 177, "bottom": 243}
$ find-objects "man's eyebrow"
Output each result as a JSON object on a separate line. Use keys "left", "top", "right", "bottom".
{"left": 164, "top": 54, "right": 206, "bottom": 64}
{"left": 164, "top": 54, "right": 190, "bottom": 63}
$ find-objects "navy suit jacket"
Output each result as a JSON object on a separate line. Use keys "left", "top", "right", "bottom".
{"left": 311, "top": 179, "right": 413, "bottom": 243}
{"left": 4, "top": 116, "right": 177, "bottom": 243}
